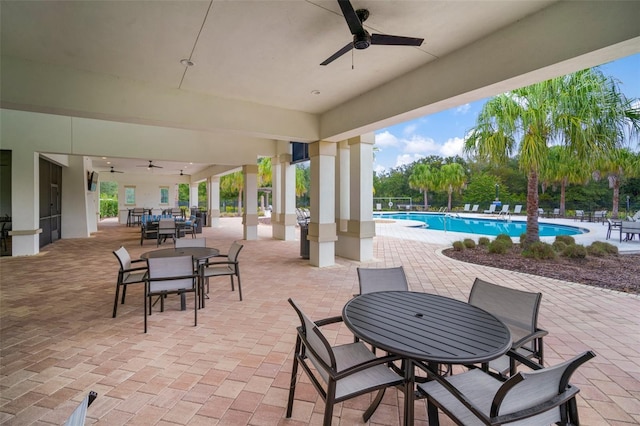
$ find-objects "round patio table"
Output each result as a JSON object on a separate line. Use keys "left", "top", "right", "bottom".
{"left": 343, "top": 291, "right": 512, "bottom": 426}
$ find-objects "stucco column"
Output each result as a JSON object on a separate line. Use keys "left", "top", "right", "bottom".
{"left": 11, "top": 151, "right": 41, "bottom": 256}
{"left": 335, "top": 140, "right": 350, "bottom": 233}
{"left": 208, "top": 176, "right": 220, "bottom": 227}
{"left": 308, "top": 141, "right": 337, "bottom": 267}
{"left": 272, "top": 152, "right": 296, "bottom": 240}
{"left": 189, "top": 183, "right": 199, "bottom": 210}
{"left": 243, "top": 164, "right": 259, "bottom": 240}
{"left": 336, "top": 134, "right": 375, "bottom": 261}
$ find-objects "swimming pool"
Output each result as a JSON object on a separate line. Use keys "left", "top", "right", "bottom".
{"left": 374, "top": 212, "right": 586, "bottom": 237}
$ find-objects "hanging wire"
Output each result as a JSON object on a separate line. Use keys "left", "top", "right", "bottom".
{"left": 179, "top": 0, "right": 214, "bottom": 89}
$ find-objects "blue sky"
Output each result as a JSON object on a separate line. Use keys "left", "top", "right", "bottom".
{"left": 373, "top": 53, "right": 640, "bottom": 174}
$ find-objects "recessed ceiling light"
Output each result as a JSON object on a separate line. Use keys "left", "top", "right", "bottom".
{"left": 101, "top": 157, "right": 107, "bottom": 159}
{"left": 311, "top": 90, "right": 321, "bottom": 95}
{"left": 180, "top": 58, "right": 194, "bottom": 67}
{"left": 107, "top": 161, "right": 111, "bottom": 165}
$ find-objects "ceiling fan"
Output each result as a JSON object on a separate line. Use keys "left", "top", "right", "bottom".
{"left": 102, "top": 166, "right": 124, "bottom": 174}
{"left": 321, "top": 0, "right": 424, "bottom": 66}
{"left": 137, "top": 160, "right": 163, "bottom": 169}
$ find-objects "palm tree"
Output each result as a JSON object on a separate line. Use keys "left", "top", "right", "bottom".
{"left": 438, "top": 163, "right": 467, "bottom": 211}
{"left": 221, "top": 171, "right": 244, "bottom": 214}
{"left": 408, "top": 164, "right": 436, "bottom": 209}
{"left": 257, "top": 157, "right": 272, "bottom": 210}
{"left": 295, "top": 165, "right": 309, "bottom": 201}
{"left": 541, "top": 146, "right": 591, "bottom": 216}
{"left": 594, "top": 148, "right": 640, "bottom": 219}
{"left": 465, "top": 68, "right": 638, "bottom": 245}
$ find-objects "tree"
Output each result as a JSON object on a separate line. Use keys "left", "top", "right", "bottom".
{"left": 438, "top": 163, "right": 466, "bottom": 211}
{"left": 593, "top": 148, "right": 640, "bottom": 219}
{"left": 258, "top": 157, "right": 272, "bottom": 210}
{"left": 221, "top": 171, "right": 244, "bottom": 214}
{"left": 465, "top": 68, "right": 637, "bottom": 245}
{"left": 541, "top": 146, "right": 590, "bottom": 216}
{"left": 295, "top": 164, "right": 309, "bottom": 206}
{"left": 408, "top": 164, "right": 436, "bottom": 209}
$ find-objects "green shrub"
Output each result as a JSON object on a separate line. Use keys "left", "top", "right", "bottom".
{"left": 519, "top": 233, "right": 526, "bottom": 245}
{"left": 555, "top": 235, "right": 575, "bottom": 245}
{"left": 522, "top": 242, "right": 556, "bottom": 259}
{"left": 562, "top": 244, "right": 587, "bottom": 259}
{"left": 99, "top": 199, "right": 119, "bottom": 218}
{"left": 452, "top": 241, "right": 465, "bottom": 251}
{"left": 588, "top": 241, "right": 619, "bottom": 256}
{"left": 494, "top": 234, "right": 513, "bottom": 248}
{"left": 552, "top": 240, "right": 567, "bottom": 252}
{"left": 478, "top": 237, "right": 490, "bottom": 246}
{"left": 488, "top": 239, "right": 510, "bottom": 254}
{"left": 463, "top": 239, "right": 476, "bottom": 249}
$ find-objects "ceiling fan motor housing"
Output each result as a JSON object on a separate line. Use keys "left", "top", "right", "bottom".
{"left": 353, "top": 31, "right": 371, "bottom": 49}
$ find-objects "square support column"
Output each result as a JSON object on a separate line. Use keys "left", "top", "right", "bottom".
{"left": 208, "top": 176, "right": 220, "bottom": 227}
{"left": 308, "top": 141, "right": 337, "bottom": 267}
{"left": 335, "top": 134, "right": 375, "bottom": 261}
{"left": 189, "top": 184, "right": 199, "bottom": 210}
{"left": 243, "top": 164, "right": 259, "bottom": 240}
{"left": 11, "top": 151, "right": 41, "bottom": 256}
{"left": 272, "top": 152, "right": 296, "bottom": 241}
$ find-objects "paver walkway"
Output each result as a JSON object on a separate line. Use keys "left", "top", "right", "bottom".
{"left": 1, "top": 217, "right": 638, "bottom": 425}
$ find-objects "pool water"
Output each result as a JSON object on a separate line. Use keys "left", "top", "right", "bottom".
{"left": 374, "top": 212, "right": 586, "bottom": 237}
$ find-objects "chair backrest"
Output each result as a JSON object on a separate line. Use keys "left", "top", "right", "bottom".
{"left": 471, "top": 204, "right": 479, "bottom": 212}
{"left": 500, "top": 205, "right": 509, "bottom": 213}
{"left": 463, "top": 204, "right": 471, "bottom": 211}
{"left": 633, "top": 210, "right": 640, "bottom": 221}
{"left": 492, "top": 351, "right": 595, "bottom": 422}
{"left": 553, "top": 208, "right": 560, "bottom": 215}
{"left": 357, "top": 266, "right": 409, "bottom": 294}
{"left": 576, "top": 209, "right": 584, "bottom": 216}
{"left": 288, "top": 298, "right": 335, "bottom": 378}
{"left": 147, "top": 256, "right": 194, "bottom": 292}
{"left": 113, "top": 246, "right": 132, "bottom": 271}
{"left": 158, "top": 218, "right": 175, "bottom": 231}
{"left": 487, "top": 204, "right": 496, "bottom": 212}
{"left": 468, "top": 278, "right": 542, "bottom": 344}
{"left": 227, "top": 241, "right": 244, "bottom": 263}
{"left": 513, "top": 205, "right": 522, "bottom": 214}
{"left": 175, "top": 238, "right": 206, "bottom": 248}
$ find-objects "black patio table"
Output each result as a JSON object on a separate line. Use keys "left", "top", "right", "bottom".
{"left": 141, "top": 247, "right": 220, "bottom": 309}
{"left": 343, "top": 291, "right": 512, "bottom": 426}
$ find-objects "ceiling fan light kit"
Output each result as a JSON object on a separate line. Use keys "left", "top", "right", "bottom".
{"left": 320, "top": 0, "right": 424, "bottom": 66}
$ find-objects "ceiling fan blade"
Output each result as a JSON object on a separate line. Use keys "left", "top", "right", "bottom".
{"left": 320, "top": 42, "right": 354, "bottom": 66}
{"left": 151, "top": 164, "right": 163, "bottom": 168}
{"left": 371, "top": 33, "right": 424, "bottom": 47}
{"left": 337, "top": 0, "right": 363, "bottom": 35}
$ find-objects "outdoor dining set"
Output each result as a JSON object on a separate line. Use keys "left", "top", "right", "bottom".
{"left": 285, "top": 266, "right": 596, "bottom": 425}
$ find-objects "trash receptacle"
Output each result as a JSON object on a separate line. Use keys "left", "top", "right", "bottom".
{"left": 194, "top": 212, "right": 207, "bottom": 233}
{"left": 300, "top": 222, "right": 309, "bottom": 259}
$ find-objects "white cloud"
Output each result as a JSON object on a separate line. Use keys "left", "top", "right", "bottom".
{"left": 374, "top": 131, "right": 400, "bottom": 148}
{"left": 403, "top": 136, "right": 439, "bottom": 154}
{"left": 455, "top": 103, "right": 471, "bottom": 114}
{"left": 440, "top": 137, "right": 465, "bottom": 157}
{"left": 374, "top": 164, "right": 387, "bottom": 174}
{"left": 403, "top": 123, "right": 418, "bottom": 136}
{"left": 395, "top": 153, "right": 424, "bottom": 167}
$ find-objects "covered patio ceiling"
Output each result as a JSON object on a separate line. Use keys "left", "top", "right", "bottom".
{"left": 1, "top": 1, "right": 639, "bottom": 175}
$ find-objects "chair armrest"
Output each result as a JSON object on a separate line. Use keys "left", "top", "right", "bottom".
{"left": 334, "top": 353, "right": 404, "bottom": 380}
{"left": 314, "top": 315, "right": 343, "bottom": 327}
{"left": 147, "top": 273, "right": 199, "bottom": 283}
{"left": 505, "top": 349, "right": 544, "bottom": 370}
{"left": 511, "top": 329, "right": 548, "bottom": 349}
{"left": 205, "top": 260, "right": 235, "bottom": 266}
{"left": 124, "top": 265, "right": 148, "bottom": 273}
{"left": 492, "top": 385, "right": 580, "bottom": 423}
{"left": 131, "top": 258, "right": 147, "bottom": 264}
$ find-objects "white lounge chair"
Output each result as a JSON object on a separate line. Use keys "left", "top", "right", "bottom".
{"left": 483, "top": 204, "right": 496, "bottom": 214}
{"left": 462, "top": 204, "right": 471, "bottom": 212}
{"left": 513, "top": 205, "right": 522, "bottom": 214}
{"left": 471, "top": 204, "right": 479, "bottom": 213}
{"left": 497, "top": 205, "right": 510, "bottom": 216}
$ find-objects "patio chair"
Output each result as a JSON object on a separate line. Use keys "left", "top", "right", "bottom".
{"left": 632, "top": 210, "right": 640, "bottom": 221}
{"left": 512, "top": 205, "right": 522, "bottom": 214}
{"left": 112, "top": 246, "right": 148, "bottom": 318}
{"left": 357, "top": 266, "right": 409, "bottom": 295}
{"left": 575, "top": 209, "right": 584, "bottom": 221}
{"left": 606, "top": 219, "right": 622, "bottom": 240}
{"left": 538, "top": 208, "right": 544, "bottom": 217}
{"left": 181, "top": 216, "right": 198, "bottom": 238}
{"left": 417, "top": 351, "right": 596, "bottom": 426}
{"left": 471, "top": 204, "right": 479, "bottom": 213}
{"left": 497, "top": 205, "right": 510, "bottom": 217}
{"left": 157, "top": 218, "right": 176, "bottom": 246}
{"left": 463, "top": 204, "right": 471, "bottom": 212}
{"left": 200, "top": 241, "right": 244, "bottom": 301}
{"left": 140, "top": 220, "right": 158, "bottom": 245}
{"left": 552, "top": 207, "right": 560, "bottom": 218}
{"left": 145, "top": 256, "right": 198, "bottom": 333}
{"left": 286, "top": 298, "right": 404, "bottom": 426}
{"left": 63, "top": 391, "right": 97, "bottom": 426}
{"left": 483, "top": 204, "right": 496, "bottom": 214}
{"left": 467, "top": 278, "right": 548, "bottom": 377}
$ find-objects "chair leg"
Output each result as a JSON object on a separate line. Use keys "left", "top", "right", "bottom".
{"left": 113, "top": 283, "right": 121, "bottom": 318}
{"left": 236, "top": 272, "right": 242, "bottom": 301}
{"left": 286, "top": 338, "right": 302, "bottom": 418}
{"left": 121, "top": 285, "right": 127, "bottom": 304}
{"left": 230, "top": 276, "right": 235, "bottom": 292}
{"left": 323, "top": 383, "right": 336, "bottom": 426}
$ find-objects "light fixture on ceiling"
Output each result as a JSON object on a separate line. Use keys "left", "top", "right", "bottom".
{"left": 311, "top": 90, "right": 320, "bottom": 95}
{"left": 180, "top": 58, "right": 194, "bottom": 67}
{"left": 180, "top": 170, "right": 184, "bottom": 176}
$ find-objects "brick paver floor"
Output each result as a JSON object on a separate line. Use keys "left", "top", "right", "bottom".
{"left": 1, "top": 217, "right": 638, "bottom": 425}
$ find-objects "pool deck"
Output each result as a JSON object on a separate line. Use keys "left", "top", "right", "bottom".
{"left": 375, "top": 213, "right": 640, "bottom": 254}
